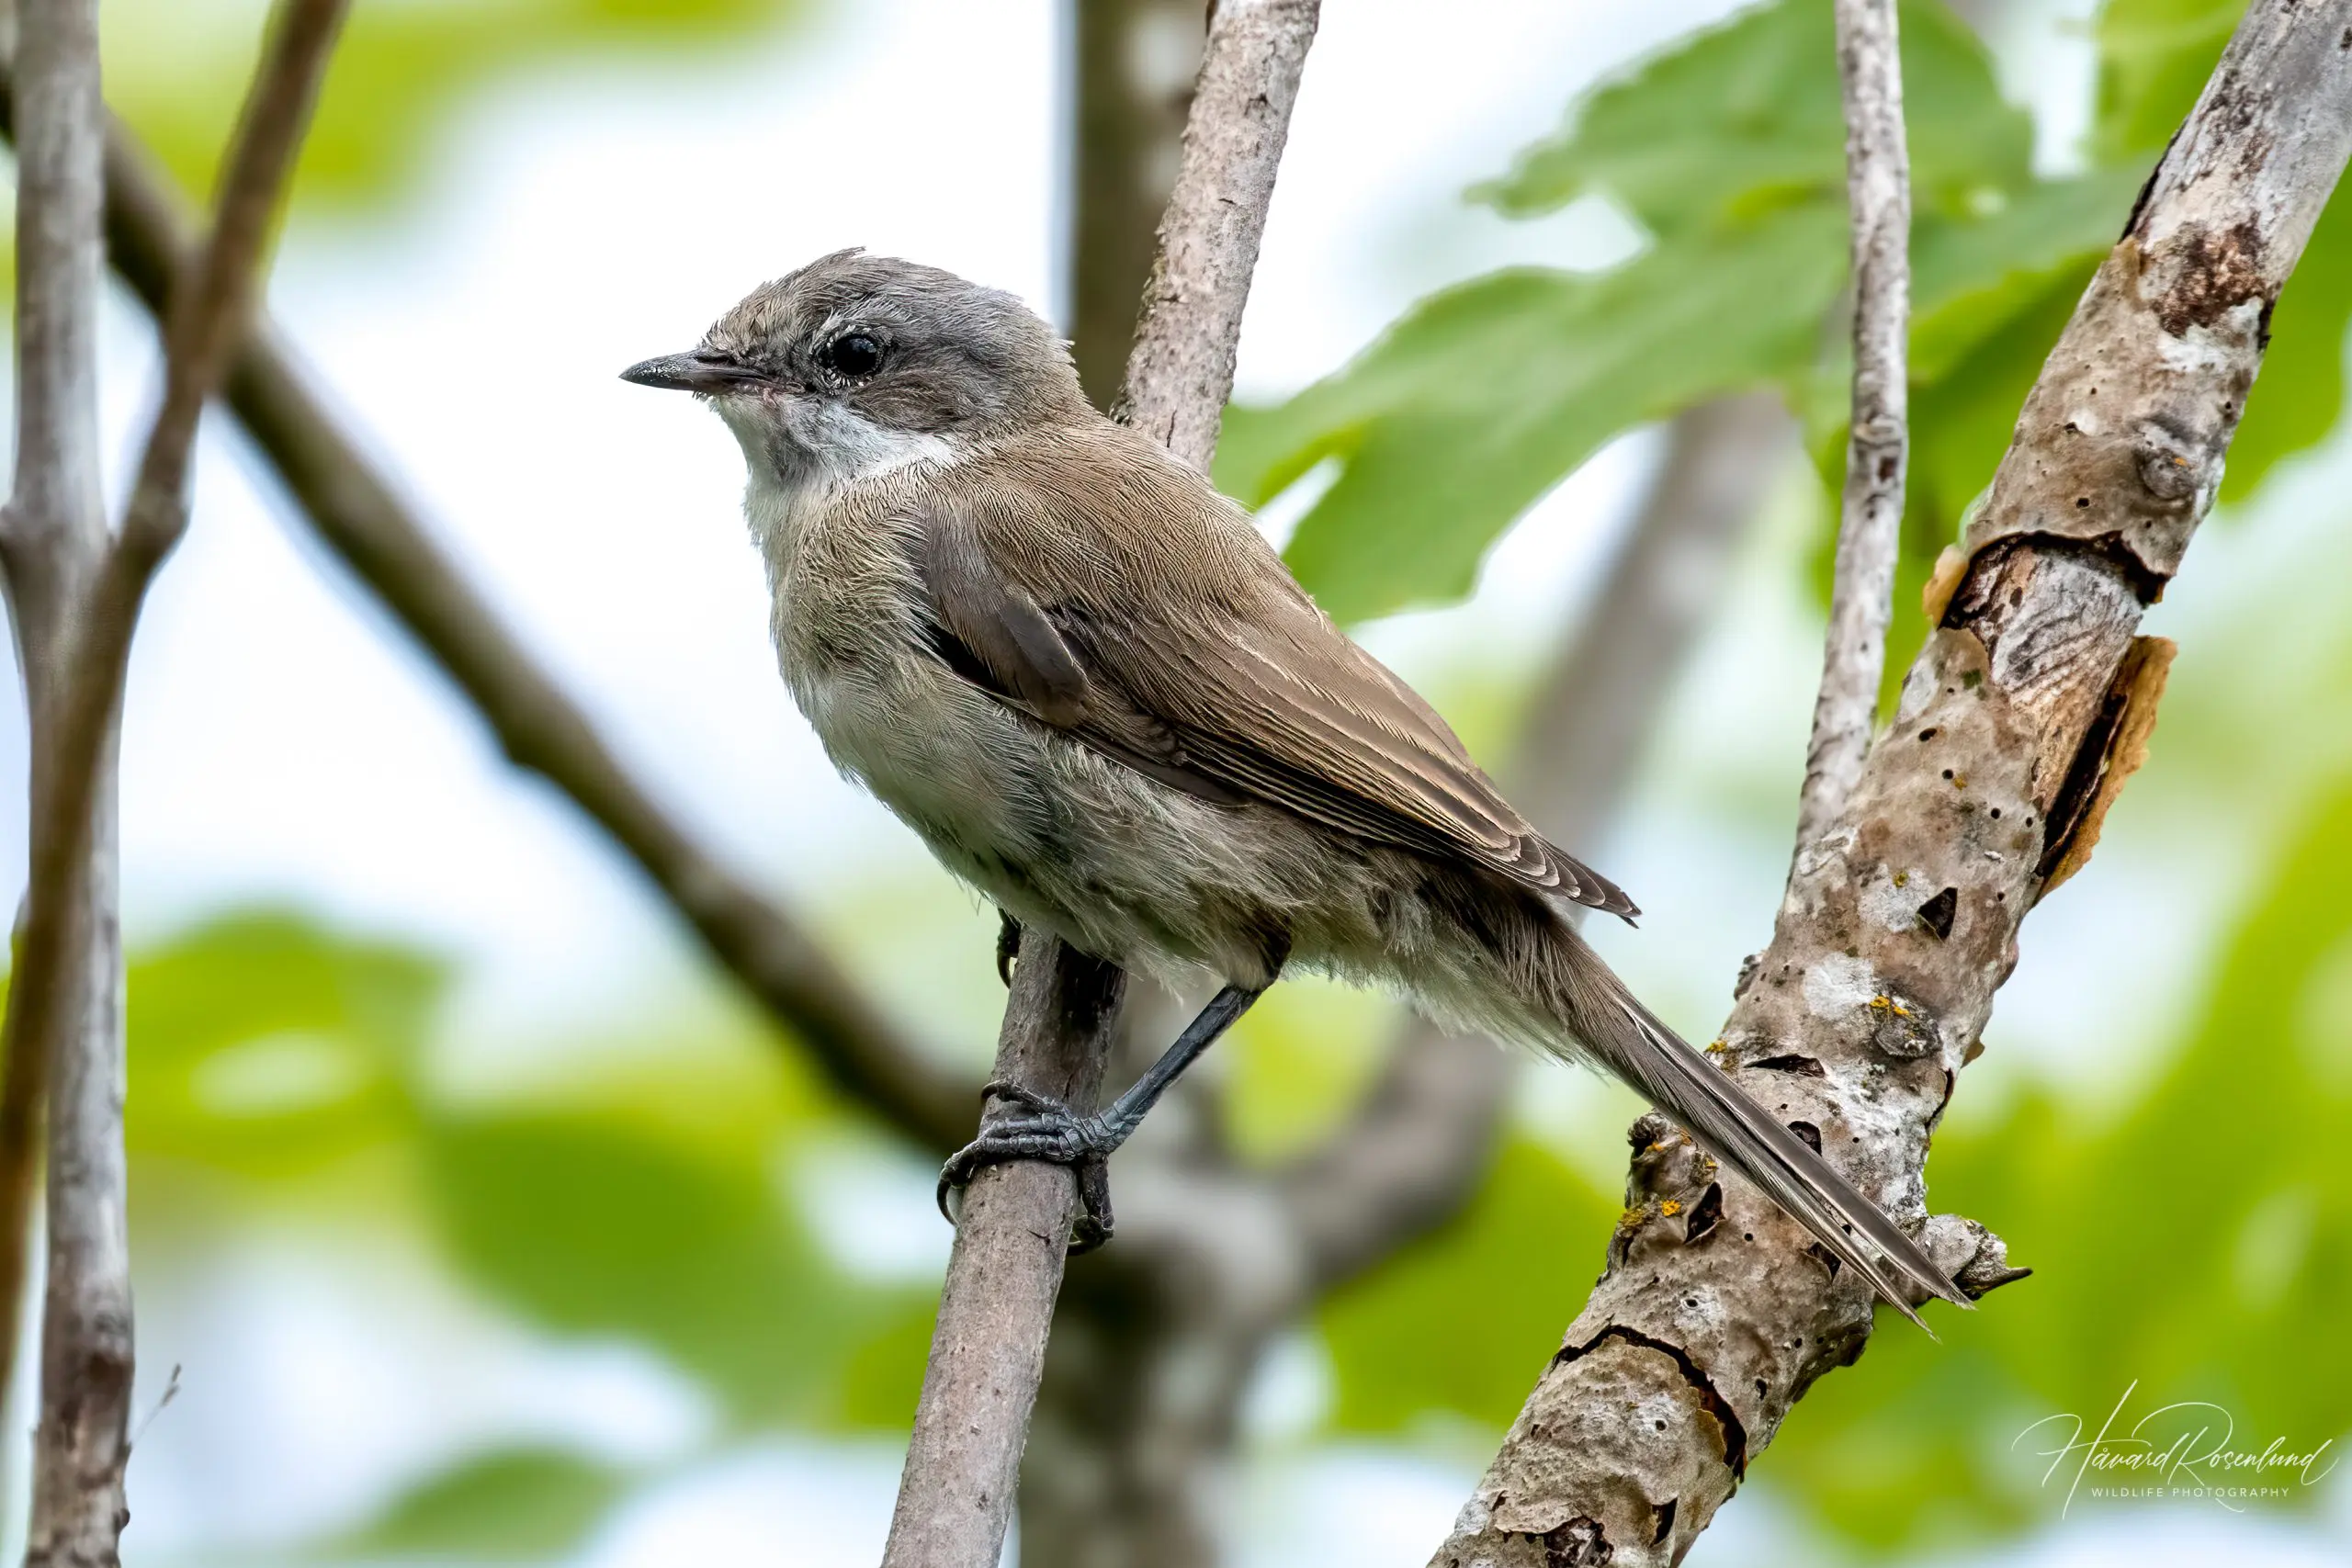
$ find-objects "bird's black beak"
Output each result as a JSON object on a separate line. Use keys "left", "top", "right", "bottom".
{"left": 619, "top": 349, "right": 766, "bottom": 393}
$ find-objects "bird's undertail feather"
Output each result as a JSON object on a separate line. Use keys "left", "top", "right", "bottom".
{"left": 1539, "top": 938, "right": 1968, "bottom": 1328}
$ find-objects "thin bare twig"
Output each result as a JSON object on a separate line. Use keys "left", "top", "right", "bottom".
{"left": 0, "top": 69, "right": 985, "bottom": 1160}
{"left": 0, "top": 0, "right": 118, "bottom": 1555}
{"left": 0, "top": 6, "right": 348, "bottom": 1562}
{"left": 881, "top": 5, "right": 1320, "bottom": 1564}
{"left": 1794, "top": 0, "right": 1911, "bottom": 851}
{"left": 1435, "top": 6, "right": 2352, "bottom": 1562}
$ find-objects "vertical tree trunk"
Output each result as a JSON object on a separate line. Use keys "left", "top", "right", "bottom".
{"left": 1068, "top": 0, "right": 1205, "bottom": 410}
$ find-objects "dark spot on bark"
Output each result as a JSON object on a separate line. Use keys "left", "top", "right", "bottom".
{"left": 1540, "top": 1517, "right": 1612, "bottom": 1567}
{"left": 2154, "top": 219, "right": 2269, "bottom": 336}
{"left": 1942, "top": 768, "right": 1955, "bottom": 780}
{"left": 1685, "top": 1182, "right": 1724, "bottom": 1245}
{"left": 1752, "top": 1054, "right": 1826, "bottom": 1076}
{"left": 1650, "top": 1498, "right": 1678, "bottom": 1547}
{"left": 2075, "top": 496, "right": 2091, "bottom": 508}
{"left": 1990, "top": 807, "right": 2002, "bottom": 818}
{"left": 1789, "top": 1121, "right": 1823, "bottom": 1154}
{"left": 1918, "top": 727, "right": 1938, "bottom": 741}
{"left": 1916, "top": 886, "right": 1959, "bottom": 941}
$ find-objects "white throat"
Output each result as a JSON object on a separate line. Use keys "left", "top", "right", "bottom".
{"left": 722, "top": 399, "right": 957, "bottom": 562}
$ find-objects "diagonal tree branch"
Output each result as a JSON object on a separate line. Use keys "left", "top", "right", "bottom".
{"left": 1280, "top": 394, "right": 1793, "bottom": 1293}
{"left": 1, "top": 4, "right": 348, "bottom": 1563}
{"left": 1795, "top": 0, "right": 1911, "bottom": 852}
{"left": 1433, "top": 6, "right": 2352, "bottom": 1564}
{"left": 880, "top": 5, "right": 1320, "bottom": 1565}
{"left": 0, "top": 71, "right": 984, "bottom": 1161}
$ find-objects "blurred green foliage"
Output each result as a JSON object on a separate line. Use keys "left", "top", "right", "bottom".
{"left": 114, "top": 909, "right": 938, "bottom": 1559}
{"left": 104, "top": 0, "right": 807, "bottom": 215}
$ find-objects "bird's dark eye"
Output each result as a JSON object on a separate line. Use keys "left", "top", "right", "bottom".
{"left": 825, "top": 333, "right": 884, "bottom": 378}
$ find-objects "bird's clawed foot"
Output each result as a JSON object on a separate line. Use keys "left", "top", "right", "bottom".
{"left": 935, "top": 1079, "right": 1117, "bottom": 1252}
{"left": 995, "top": 908, "right": 1022, "bottom": 987}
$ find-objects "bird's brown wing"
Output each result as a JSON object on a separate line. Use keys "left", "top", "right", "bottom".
{"left": 914, "top": 487, "right": 1636, "bottom": 919}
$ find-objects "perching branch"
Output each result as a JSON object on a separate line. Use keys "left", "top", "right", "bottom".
{"left": 1434, "top": 6, "right": 2352, "bottom": 1565}
{"left": 880, "top": 5, "right": 1319, "bottom": 1565}
{"left": 0, "top": 66, "right": 984, "bottom": 1161}
{"left": 1795, "top": 0, "right": 1911, "bottom": 851}
{"left": 0, "top": 4, "right": 345, "bottom": 1563}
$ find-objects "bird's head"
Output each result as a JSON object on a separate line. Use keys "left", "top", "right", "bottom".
{"left": 621, "top": 250, "right": 1087, "bottom": 482}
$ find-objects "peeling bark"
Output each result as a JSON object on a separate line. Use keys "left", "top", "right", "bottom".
{"left": 1433, "top": 6, "right": 2352, "bottom": 1564}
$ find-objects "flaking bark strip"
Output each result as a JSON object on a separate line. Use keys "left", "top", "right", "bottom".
{"left": 2039, "top": 636, "right": 2176, "bottom": 891}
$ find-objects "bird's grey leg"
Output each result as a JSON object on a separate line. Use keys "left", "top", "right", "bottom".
{"left": 936, "top": 981, "right": 1268, "bottom": 1252}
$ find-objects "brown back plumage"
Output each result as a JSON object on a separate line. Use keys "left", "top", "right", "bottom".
{"left": 912, "top": 421, "right": 1640, "bottom": 920}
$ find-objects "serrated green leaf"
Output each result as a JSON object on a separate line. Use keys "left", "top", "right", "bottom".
{"left": 1481, "top": 0, "right": 2028, "bottom": 234}
{"left": 332, "top": 1446, "right": 631, "bottom": 1562}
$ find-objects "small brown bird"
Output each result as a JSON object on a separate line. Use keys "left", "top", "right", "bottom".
{"left": 623, "top": 251, "right": 1963, "bottom": 1322}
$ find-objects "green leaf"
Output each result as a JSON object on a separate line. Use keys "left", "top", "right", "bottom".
{"left": 1222, "top": 209, "right": 1849, "bottom": 624}
{"left": 1224, "top": 0, "right": 2058, "bottom": 626}
{"left": 1319, "top": 1137, "right": 1620, "bottom": 1431}
{"left": 1481, "top": 0, "right": 2029, "bottom": 234}
{"left": 334, "top": 1446, "right": 631, "bottom": 1562}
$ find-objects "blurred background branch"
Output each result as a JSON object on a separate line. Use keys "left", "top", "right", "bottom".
{"left": 0, "top": 73, "right": 989, "bottom": 1160}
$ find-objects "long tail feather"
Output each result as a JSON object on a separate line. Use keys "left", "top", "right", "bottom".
{"left": 1566, "top": 968, "right": 1967, "bottom": 1328}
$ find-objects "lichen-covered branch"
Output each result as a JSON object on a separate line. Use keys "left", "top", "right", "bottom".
{"left": 881, "top": 6, "right": 1320, "bottom": 1565}
{"left": 1796, "top": 0, "right": 1912, "bottom": 851}
{"left": 1434, "top": 6, "right": 2352, "bottom": 1565}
